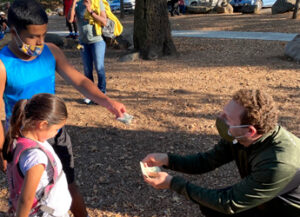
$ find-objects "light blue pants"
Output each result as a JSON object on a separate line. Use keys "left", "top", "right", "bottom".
{"left": 81, "top": 40, "right": 106, "bottom": 93}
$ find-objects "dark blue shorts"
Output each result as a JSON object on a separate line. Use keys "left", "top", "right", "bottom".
{"left": 48, "top": 126, "right": 74, "bottom": 184}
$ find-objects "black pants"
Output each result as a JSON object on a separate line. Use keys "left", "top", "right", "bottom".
{"left": 200, "top": 206, "right": 264, "bottom": 217}
{"left": 48, "top": 126, "right": 74, "bottom": 184}
{"left": 66, "top": 18, "right": 77, "bottom": 34}
{"left": 170, "top": 0, "right": 179, "bottom": 16}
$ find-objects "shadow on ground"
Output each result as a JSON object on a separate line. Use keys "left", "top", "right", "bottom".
{"left": 66, "top": 125, "right": 235, "bottom": 216}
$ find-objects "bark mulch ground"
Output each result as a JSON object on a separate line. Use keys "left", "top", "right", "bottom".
{"left": 0, "top": 10, "right": 299, "bottom": 217}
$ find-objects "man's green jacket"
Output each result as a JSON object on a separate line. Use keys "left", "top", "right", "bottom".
{"left": 168, "top": 126, "right": 300, "bottom": 216}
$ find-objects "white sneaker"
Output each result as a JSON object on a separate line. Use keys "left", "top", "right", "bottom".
{"left": 83, "top": 98, "right": 92, "bottom": 104}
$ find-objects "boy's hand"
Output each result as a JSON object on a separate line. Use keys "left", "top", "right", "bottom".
{"left": 106, "top": 99, "right": 126, "bottom": 118}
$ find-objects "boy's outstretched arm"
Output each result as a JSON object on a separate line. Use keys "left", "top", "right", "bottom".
{"left": 47, "top": 43, "right": 126, "bottom": 118}
{"left": 0, "top": 60, "right": 7, "bottom": 172}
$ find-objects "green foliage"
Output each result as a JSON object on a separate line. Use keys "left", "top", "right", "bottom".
{"left": 45, "top": 8, "right": 52, "bottom": 14}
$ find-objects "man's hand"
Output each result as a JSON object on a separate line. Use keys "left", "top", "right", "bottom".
{"left": 142, "top": 153, "right": 169, "bottom": 167}
{"left": 106, "top": 99, "right": 126, "bottom": 118}
{"left": 143, "top": 172, "right": 173, "bottom": 189}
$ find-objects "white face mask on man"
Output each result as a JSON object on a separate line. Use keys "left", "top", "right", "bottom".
{"left": 216, "top": 117, "right": 250, "bottom": 144}
{"left": 227, "top": 124, "right": 251, "bottom": 144}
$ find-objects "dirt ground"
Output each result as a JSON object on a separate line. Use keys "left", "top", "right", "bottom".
{"left": 0, "top": 9, "right": 300, "bottom": 217}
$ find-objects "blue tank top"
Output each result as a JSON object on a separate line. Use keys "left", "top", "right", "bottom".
{"left": 0, "top": 44, "right": 56, "bottom": 121}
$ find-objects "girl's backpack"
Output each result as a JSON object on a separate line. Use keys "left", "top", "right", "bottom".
{"left": 7, "top": 137, "right": 60, "bottom": 215}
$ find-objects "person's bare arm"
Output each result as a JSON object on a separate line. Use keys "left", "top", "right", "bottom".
{"left": 47, "top": 43, "right": 126, "bottom": 117}
{"left": 91, "top": 10, "right": 107, "bottom": 26}
{"left": 85, "top": 0, "right": 107, "bottom": 26}
{"left": 16, "top": 164, "right": 45, "bottom": 217}
{"left": 2, "top": 22, "right": 8, "bottom": 31}
{"left": 0, "top": 60, "right": 7, "bottom": 172}
{"left": 68, "top": 0, "right": 77, "bottom": 23}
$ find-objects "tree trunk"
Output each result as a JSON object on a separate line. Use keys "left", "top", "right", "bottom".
{"left": 292, "top": 0, "right": 300, "bottom": 19}
{"left": 133, "top": 0, "right": 177, "bottom": 60}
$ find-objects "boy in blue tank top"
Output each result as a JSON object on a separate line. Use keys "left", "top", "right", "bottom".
{"left": 0, "top": 0, "right": 127, "bottom": 216}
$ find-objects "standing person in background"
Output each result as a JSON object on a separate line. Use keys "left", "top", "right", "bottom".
{"left": 0, "top": 11, "right": 9, "bottom": 40}
{"left": 64, "top": 0, "right": 79, "bottom": 39}
{"left": 0, "top": 12, "right": 9, "bottom": 33}
{"left": 69, "top": 0, "right": 108, "bottom": 104}
{"left": 178, "top": 0, "right": 186, "bottom": 14}
{"left": 170, "top": 0, "right": 180, "bottom": 16}
{"left": 4, "top": 93, "right": 72, "bottom": 217}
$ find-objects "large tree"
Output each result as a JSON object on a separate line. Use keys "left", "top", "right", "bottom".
{"left": 292, "top": 0, "right": 300, "bottom": 19}
{"left": 133, "top": 0, "right": 177, "bottom": 60}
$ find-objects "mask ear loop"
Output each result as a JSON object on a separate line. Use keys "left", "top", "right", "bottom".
{"left": 13, "top": 27, "right": 24, "bottom": 48}
{"left": 228, "top": 125, "right": 251, "bottom": 144}
{"left": 229, "top": 125, "right": 251, "bottom": 128}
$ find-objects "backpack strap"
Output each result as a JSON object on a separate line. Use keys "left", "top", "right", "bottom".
{"left": 39, "top": 170, "right": 64, "bottom": 215}
{"left": 16, "top": 137, "right": 59, "bottom": 184}
{"left": 14, "top": 138, "right": 59, "bottom": 213}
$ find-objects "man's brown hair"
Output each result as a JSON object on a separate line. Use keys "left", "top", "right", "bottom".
{"left": 232, "top": 89, "right": 278, "bottom": 135}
